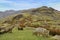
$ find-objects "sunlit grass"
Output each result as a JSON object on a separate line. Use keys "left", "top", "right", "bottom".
{"left": 0, "top": 27, "right": 54, "bottom": 40}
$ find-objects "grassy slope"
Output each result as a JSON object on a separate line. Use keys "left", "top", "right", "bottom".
{"left": 0, "top": 28, "right": 54, "bottom": 40}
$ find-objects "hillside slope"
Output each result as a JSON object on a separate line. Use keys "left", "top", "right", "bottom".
{"left": 0, "top": 6, "right": 60, "bottom": 27}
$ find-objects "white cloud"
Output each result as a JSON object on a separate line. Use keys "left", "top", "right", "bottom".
{"left": 0, "top": 0, "right": 60, "bottom": 11}
{"left": 47, "top": 3, "right": 60, "bottom": 11}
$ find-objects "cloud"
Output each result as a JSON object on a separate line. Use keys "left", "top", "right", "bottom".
{"left": 0, "top": 0, "right": 60, "bottom": 11}
{"left": 0, "top": 0, "right": 42, "bottom": 11}
{"left": 47, "top": 2, "right": 60, "bottom": 10}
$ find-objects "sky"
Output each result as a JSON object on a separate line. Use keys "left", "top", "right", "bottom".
{"left": 0, "top": 0, "right": 60, "bottom": 11}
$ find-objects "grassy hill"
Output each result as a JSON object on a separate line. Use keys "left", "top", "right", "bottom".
{"left": 0, "top": 6, "right": 60, "bottom": 40}
{"left": 10, "top": 6, "right": 60, "bottom": 28}
{"left": 0, "top": 6, "right": 60, "bottom": 27}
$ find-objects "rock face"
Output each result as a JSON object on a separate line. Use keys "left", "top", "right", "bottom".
{"left": 0, "top": 24, "right": 15, "bottom": 34}
{"left": 51, "top": 35, "right": 60, "bottom": 40}
{"left": 33, "top": 27, "right": 49, "bottom": 37}
{"left": 12, "top": 14, "right": 23, "bottom": 20}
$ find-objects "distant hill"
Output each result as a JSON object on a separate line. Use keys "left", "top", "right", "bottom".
{"left": 0, "top": 10, "right": 22, "bottom": 18}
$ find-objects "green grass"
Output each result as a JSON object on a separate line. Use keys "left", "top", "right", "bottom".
{"left": 0, "top": 27, "right": 54, "bottom": 40}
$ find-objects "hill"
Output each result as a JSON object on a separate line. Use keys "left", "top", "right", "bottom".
{"left": 0, "top": 6, "right": 60, "bottom": 27}
{"left": 0, "top": 6, "right": 60, "bottom": 40}
{"left": 21, "top": 6, "right": 60, "bottom": 20}
{"left": 0, "top": 10, "right": 22, "bottom": 18}
{"left": 0, "top": 6, "right": 60, "bottom": 20}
